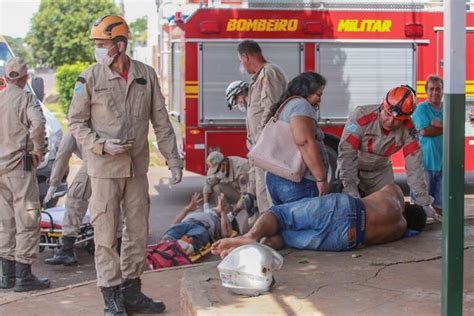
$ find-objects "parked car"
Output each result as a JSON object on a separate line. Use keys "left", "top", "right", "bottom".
{"left": 0, "top": 35, "right": 67, "bottom": 207}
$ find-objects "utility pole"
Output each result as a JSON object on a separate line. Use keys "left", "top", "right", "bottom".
{"left": 442, "top": 0, "right": 466, "bottom": 315}
{"left": 117, "top": 0, "right": 125, "bottom": 16}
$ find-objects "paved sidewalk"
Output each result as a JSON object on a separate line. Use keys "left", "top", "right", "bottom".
{"left": 1, "top": 220, "right": 473, "bottom": 316}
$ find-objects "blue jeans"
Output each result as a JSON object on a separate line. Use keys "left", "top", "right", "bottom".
{"left": 426, "top": 170, "right": 442, "bottom": 209}
{"left": 270, "top": 193, "right": 366, "bottom": 251}
{"left": 162, "top": 221, "right": 210, "bottom": 250}
{"left": 266, "top": 172, "right": 318, "bottom": 205}
{"left": 410, "top": 170, "right": 442, "bottom": 209}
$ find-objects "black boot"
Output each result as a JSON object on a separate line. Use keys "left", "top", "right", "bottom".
{"left": 44, "top": 235, "right": 77, "bottom": 266}
{"left": 14, "top": 262, "right": 50, "bottom": 292}
{"left": 121, "top": 278, "right": 165, "bottom": 314}
{"left": 243, "top": 193, "right": 258, "bottom": 217}
{"left": 100, "top": 286, "right": 126, "bottom": 316}
{"left": 0, "top": 258, "right": 15, "bottom": 289}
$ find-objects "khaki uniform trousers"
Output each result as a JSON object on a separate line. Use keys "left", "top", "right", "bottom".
{"left": 62, "top": 168, "right": 91, "bottom": 237}
{"left": 0, "top": 166, "right": 41, "bottom": 264}
{"left": 246, "top": 166, "right": 272, "bottom": 229}
{"left": 358, "top": 165, "right": 395, "bottom": 197}
{"left": 90, "top": 175, "right": 149, "bottom": 287}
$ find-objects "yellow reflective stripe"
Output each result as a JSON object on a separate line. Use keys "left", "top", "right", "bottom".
{"left": 185, "top": 85, "right": 198, "bottom": 94}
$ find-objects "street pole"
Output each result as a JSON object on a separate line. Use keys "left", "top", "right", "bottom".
{"left": 442, "top": 0, "right": 466, "bottom": 315}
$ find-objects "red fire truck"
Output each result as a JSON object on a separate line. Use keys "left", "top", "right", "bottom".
{"left": 161, "top": 1, "right": 474, "bottom": 181}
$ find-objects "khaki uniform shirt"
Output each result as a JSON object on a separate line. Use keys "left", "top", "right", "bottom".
{"left": 68, "top": 58, "right": 182, "bottom": 178}
{"left": 204, "top": 156, "right": 250, "bottom": 194}
{"left": 0, "top": 84, "right": 46, "bottom": 175}
{"left": 49, "top": 130, "right": 86, "bottom": 187}
{"left": 337, "top": 104, "right": 432, "bottom": 206}
{"left": 246, "top": 63, "right": 287, "bottom": 148}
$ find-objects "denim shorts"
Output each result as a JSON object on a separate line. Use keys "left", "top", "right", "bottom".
{"left": 270, "top": 193, "right": 366, "bottom": 251}
{"left": 162, "top": 221, "right": 210, "bottom": 250}
{"left": 266, "top": 172, "right": 318, "bottom": 205}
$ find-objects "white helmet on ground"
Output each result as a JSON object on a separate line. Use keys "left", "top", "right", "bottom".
{"left": 225, "top": 80, "right": 249, "bottom": 110}
{"left": 217, "top": 243, "right": 284, "bottom": 296}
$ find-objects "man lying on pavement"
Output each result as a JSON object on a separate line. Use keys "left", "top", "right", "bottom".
{"left": 161, "top": 193, "right": 232, "bottom": 254}
{"left": 211, "top": 184, "right": 426, "bottom": 258}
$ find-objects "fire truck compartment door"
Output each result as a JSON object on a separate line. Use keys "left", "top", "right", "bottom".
{"left": 199, "top": 42, "right": 302, "bottom": 125}
{"left": 317, "top": 43, "right": 415, "bottom": 121}
{"left": 205, "top": 130, "right": 248, "bottom": 160}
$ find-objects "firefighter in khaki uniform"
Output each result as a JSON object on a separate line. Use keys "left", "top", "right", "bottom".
{"left": 43, "top": 130, "right": 90, "bottom": 265}
{"left": 238, "top": 40, "right": 287, "bottom": 214}
{"left": 0, "top": 57, "right": 50, "bottom": 292}
{"left": 203, "top": 152, "right": 255, "bottom": 233}
{"left": 68, "top": 16, "right": 183, "bottom": 315}
{"left": 337, "top": 85, "right": 441, "bottom": 222}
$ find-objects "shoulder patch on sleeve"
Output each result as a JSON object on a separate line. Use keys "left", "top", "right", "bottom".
{"left": 347, "top": 123, "right": 358, "bottom": 133}
{"left": 356, "top": 112, "right": 378, "bottom": 126}
{"left": 77, "top": 77, "right": 86, "bottom": 84}
{"left": 74, "top": 83, "right": 84, "bottom": 94}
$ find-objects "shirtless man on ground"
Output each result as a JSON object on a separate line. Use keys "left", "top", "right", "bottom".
{"left": 212, "top": 184, "right": 426, "bottom": 257}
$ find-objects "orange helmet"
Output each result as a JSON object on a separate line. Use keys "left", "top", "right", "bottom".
{"left": 382, "top": 85, "right": 416, "bottom": 120}
{"left": 90, "top": 15, "right": 131, "bottom": 40}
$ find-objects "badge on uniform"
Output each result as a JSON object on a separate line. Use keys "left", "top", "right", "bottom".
{"left": 347, "top": 123, "right": 358, "bottom": 133}
{"left": 74, "top": 83, "right": 83, "bottom": 94}
{"left": 74, "top": 76, "right": 86, "bottom": 94}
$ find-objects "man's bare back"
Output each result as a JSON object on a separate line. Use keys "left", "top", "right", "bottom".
{"left": 362, "top": 184, "right": 406, "bottom": 245}
{"left": 212, "top": 184, "right": 408, "bottom": 258}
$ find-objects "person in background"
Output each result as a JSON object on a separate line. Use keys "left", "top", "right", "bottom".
{"left": 264, "top": 72, "right": 330, "bottom": 205}
{"left": 161, "top": 193, "right": 231, "bottom": 254}
{"left": 0, "top": 57, "right": 49, "bottom": 292}
{"left": 412, "top": 75, "right": 444, "bottom": 216}
{"left": 237, "top": 40, "right": 287, "bottom": 216}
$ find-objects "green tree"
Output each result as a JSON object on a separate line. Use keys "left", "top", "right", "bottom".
{"left": 129, "top": 16, "right": 147, "bottom": 56}
{"left": 56, "top": 62, "right": 91, "bottom": 113}
{"left": 4, "top": 36, "right": 34, "bottom": 66}
{"left": 26, "top": 0, "right": 119, "bottom": 68}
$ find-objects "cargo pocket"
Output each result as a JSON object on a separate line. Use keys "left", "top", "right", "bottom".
{"left": 132, "top": 89, "right": 148, "bottom": 121}
{"left": 7, "top": 170, "right": 41, "bottom": 211}
{"left": 90, "top": 199, "right": 108, "bottom": 226}
{"left": 93, "top": 90, "right": 122, "bottom": 125}
{"left": 67, "top": 180, "right": 88, "bottom": 200}
{"left": 22, "top": 209, "right": 40, "bottom": 229}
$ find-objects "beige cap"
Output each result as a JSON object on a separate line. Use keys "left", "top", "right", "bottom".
{"left": 5, "top": 57, "right": 28, "bottom": 80}
{"left": 206, "top": 151, "right": 224, "bottom": 174}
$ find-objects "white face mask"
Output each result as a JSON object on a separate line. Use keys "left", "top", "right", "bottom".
{"left": 239, "top": 63, "right": 246, "bottom": 75}
{"left": 215, "top": 171, "right": 225, "bottom": 179}
{"left": 236, "top": 102, "right": 247, "bottom": 113}
{"left": 95, "top": 46, "right": 117, "bottom": 66}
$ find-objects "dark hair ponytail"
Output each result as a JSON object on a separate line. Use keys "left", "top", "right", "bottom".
{"left": 266, "top": 72, "right": 326, "bottom": 122}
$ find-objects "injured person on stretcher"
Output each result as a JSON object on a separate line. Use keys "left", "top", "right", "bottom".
{"left": 161, "top": 193, "right": 232, "bottom": 254}
{"left": 212, "top": 184, "right": 426, "bottom": 258}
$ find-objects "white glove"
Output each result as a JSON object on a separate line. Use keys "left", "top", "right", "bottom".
{"left": 423, "top": 205, "right": 442, "bottom": 222}
{"left": 203, "top": 202, "right": 211, "bottom": 211}
{"left": 170, "top": 167, "right": 183, "bottom": 184}
{"left": 103, "top": 139, "right": 132, "bottom": 155}
{"left": 44, "top": 185, "right": 57, "bottom": 205}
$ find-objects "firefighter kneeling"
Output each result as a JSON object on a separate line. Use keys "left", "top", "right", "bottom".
{"left": 336, "top": 85, "right": 441, "bottom": 222}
